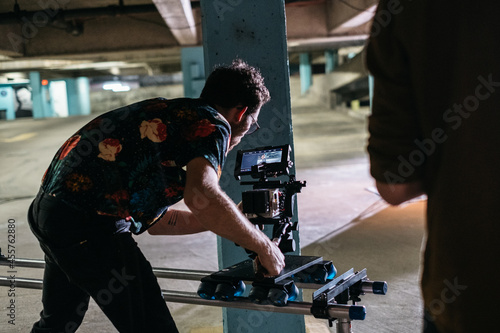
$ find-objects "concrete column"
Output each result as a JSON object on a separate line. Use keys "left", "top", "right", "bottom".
{"left": 299, "top": 53, "right": 312, "bottom": 95}
{"left": 325, "top": 49, "right": 338, "bottom": 73}
{"left": 181, "top": 46, "right": 206, "bottom": 98}
{"left": 0, "top": 85, "right": 16, "bottom": 120}
{"left": 200, "top": 1, "right": 305, "bottom": 332}
{"left": 29, "top": 72, "right": 45, "bottom": 119}
{"left": 369, "top": 75, "right": 374, "bottom": 113}
{"left": 66, "top": 77, "right": 91, "bottom": 116}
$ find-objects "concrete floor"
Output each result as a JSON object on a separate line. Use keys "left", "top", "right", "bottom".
{"left": 0, "top": 94, "right": 426, "bottom": 332}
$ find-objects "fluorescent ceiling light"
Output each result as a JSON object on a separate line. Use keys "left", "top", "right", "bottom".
{"left": 102, "top": 82, "right": 130, "bottom": 92}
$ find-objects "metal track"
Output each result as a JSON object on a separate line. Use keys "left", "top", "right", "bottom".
{"left": 0, "top": 276, "right": 358, "bottom": 320}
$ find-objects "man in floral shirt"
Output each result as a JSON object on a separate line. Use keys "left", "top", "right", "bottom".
{"left": 27, "top": 60, "right": 284, "bottom": 332}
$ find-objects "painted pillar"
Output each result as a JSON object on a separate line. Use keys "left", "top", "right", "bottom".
{"left": 299, "top": 53, "right": 312, "bottom": 95}
{"left": 325, "top": 49, "right": 338, "bottom": 73}
{"left": 29, "top": 72, "right": 45, "bottom": 119}
{"left": 200, "top": 1, "right": 305, "bottom": 332}
{"left": 369, "top": 75, "right": 374, "bottom": 113}
{"left": 181, "top": 47, "right": 206, "bottom": 98}
{"left": 66, "top": 77, "right": 91, "bottom": 116}
{"left": 0, "top": 85, "right": 16, "bottom": 120}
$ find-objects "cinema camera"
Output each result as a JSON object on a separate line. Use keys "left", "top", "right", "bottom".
{"left": 234, "top": 144, "right": 306, "bottom": 255}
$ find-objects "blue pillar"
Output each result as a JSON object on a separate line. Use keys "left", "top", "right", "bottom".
{"left": 181, "top": 47, "right": 206, "bottom": 98}
{"left": 200, "top": 1, "right": 305, "bottom": 332}
{"left": 0, "top": 85, "right": 16, "bottom": 120}
{"left": 66, "top": 77, "right": 91, "bottom": 116}
{"left": 30, "top": 72, "right": 45, "bottom": 119}
{"left": 325, "top": 49, "right": 338, "bottom": 73}
{"left": 369, "top": 75, "right": 374, "bottom": 113}
{"left": 299, "top": 53, "right": 312, "bottom": 95}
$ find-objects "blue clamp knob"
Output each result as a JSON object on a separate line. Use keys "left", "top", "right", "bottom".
{"left": 372, "top": 281, "right": 388, "bottom": 295}
{"left": 349, "top": 305, "right": 366, "bottom": 320}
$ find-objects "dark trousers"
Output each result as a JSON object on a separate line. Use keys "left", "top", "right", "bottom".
{"left": 27, "top": 189, "right": 178, "bottom": 333}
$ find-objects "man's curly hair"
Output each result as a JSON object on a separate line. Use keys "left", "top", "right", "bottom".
{"left": 200, "top": 59, "right": 271, "bottom": 114}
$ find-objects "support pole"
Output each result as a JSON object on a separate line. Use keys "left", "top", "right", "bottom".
{"left": 0, "top": 85, "right": 16, "bottom": 120}
{"left": 181, "top": 46, "right": 205, "bottom": 98}
{"left": 325, "top": 49, "right": 338, "bottom": 73}
{"left": 29, "top": 72, "right": 45, "bottom": 119}
{"left": 299, "top": 53, "right": 312, "bottom": 95}
{"left": 200, "top": 1, "right": 304, "bottom": 332}
{"left": 66, "top": 77, "right": 91, "bottom": 116}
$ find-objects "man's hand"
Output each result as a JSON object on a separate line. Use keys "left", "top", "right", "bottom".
{"left": 254, "top": 239, "right": 285, "bottom": 277}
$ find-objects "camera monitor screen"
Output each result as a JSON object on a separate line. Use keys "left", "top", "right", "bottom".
{"left": 234, "top": 145, "right": 291, "bottom": 179}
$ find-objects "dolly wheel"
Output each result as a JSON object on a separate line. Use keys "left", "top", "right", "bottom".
{"left": 214, "top": 280, "right": 246, "bottom": 301}
{"left": 268, "top": 288, "right": 289, "bottom": 306}
{"left": 197, "top": 281, "right": 217, "bottom": 300}
{"left": 249, "top": 285, "right": 269, "bottom": 304}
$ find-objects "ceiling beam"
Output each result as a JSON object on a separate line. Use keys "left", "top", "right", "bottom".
{"left": 153, "top": 0, "right": 197, "bottom": 46}
{"left": 325, "top": 0, "right": 377, "bottom": 35}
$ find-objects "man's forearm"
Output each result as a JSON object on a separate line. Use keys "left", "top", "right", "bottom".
{"left": 185, "top": 183, "right": 270, "bottom": 255}
{"left": 147, "top": 209, "right": 208, "bottom": 235}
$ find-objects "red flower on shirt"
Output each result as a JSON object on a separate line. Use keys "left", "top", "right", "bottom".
{"left": 139, "top": 118, "right": 167, "bottom": 142}
{"left": 65, "top": 173, "right": 93, "bottom": 192}
{"left": 186, "top": 119, "right": 216, "bottom": 141}
{"left": 59, "top": 135, "right": 81, "bottom": 160}
{"left": 105, "top": 190, "right": 130, "bottom": 217}
{"left": 108, "top": 189, "right": 130, "bottom": 202}
{"left": 98, "top": 138, "right": 122, "bottom": 161}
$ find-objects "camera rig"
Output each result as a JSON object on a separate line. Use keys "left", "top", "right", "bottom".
{"left": 234, "top": 144, "right": 306, "bottom": 255}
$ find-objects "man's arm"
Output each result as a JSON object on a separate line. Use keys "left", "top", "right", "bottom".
{"left": 147, "top": 209, "right": 208, "bottom": 235}
{"left": 376, "top": 180, "right": 425, "bottom": 206}
{"left": 183, "top": 157, "right": 285, "bottom": 276}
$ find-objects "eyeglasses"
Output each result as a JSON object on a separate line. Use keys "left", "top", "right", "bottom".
{"left": 247, "top": 113, "right": 260, "bottom": 135}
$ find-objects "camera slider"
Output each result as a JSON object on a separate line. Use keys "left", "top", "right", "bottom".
{"left": 0, "top": 251, "right": 387, "bottom": 333}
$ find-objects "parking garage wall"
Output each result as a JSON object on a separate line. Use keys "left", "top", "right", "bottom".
{"left": 88, "top": 76, "right": 332, "bottom": 115}
{"left": 89, "top": 84, "right": 184, "bottom": 114}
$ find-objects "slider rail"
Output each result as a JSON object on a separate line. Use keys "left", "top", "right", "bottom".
{"left": 0, "top": 256, "right": 327, "bottom": 290}
{"left": 0, "top": 276, "right": 361, "bottom": 320}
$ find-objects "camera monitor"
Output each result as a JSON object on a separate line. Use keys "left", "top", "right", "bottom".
{"left": 234, "top": 144, "right": 291, "bottom": 179}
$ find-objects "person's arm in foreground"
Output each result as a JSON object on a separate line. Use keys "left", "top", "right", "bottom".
{"left": 165, "top": 156, "right": 285, "bottom": 276}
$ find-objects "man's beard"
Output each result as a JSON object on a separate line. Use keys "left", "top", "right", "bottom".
{"left": 228, "top": 121, "right": 247, "bottom": 151}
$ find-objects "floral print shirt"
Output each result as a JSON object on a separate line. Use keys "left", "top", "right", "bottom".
{"left": 41, "top": 98, "right": 231, "bottom": 234}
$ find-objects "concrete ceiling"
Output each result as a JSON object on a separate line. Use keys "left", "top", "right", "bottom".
{"left": 0, "top": 0, "right": 377, "bottom": 81}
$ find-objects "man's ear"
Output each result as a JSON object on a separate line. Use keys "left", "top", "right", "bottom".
{"left": 236, "top": 106, "right": 249, "bottom": 121}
